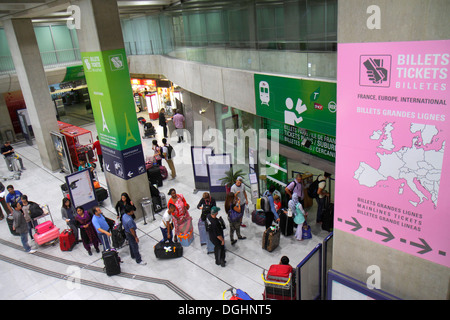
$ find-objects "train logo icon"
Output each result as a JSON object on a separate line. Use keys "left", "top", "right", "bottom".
{"left": 259, "top": 81, "right": 270, "bottom": 105}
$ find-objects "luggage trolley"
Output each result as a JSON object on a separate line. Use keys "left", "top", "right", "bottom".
{"left": 32, "top": 204, "right": 60, "bottom": 246}
{"left": 2, "top": 153, "right": 22, "bottom": 181}
{"left": 222, "top": 287, "right": 253, "bottom": 301}
{"left": 262, "top": 265, "right": 296, "bottom": 300}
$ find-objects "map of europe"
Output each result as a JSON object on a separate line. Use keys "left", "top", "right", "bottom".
{"left": 354, "top": 122, "right": 445, "bottom": 208}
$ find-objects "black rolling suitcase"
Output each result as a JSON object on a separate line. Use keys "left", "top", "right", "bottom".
{"left": 154, "top": 241, "right": 183, "bottom": 259}
{"left": 279, "top": 211, "right": 294, "bottom": 236}
{"left": 102, "top": 249, "right": 121, "bottom": 276}
{"left": 321, "top": 202, "right": 334, "bottom": 232}
{"left": 147, "top": 167, "right": 163, "bottom": 187}
{"left": 95, "top": 187, "right": 108, "bottom": 203}
{"left": 6, "top": 215, "right": 19, "bottom": 236}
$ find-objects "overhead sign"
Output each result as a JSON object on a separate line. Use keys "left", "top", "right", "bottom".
{"left": 255, "top": 74, "right": 337, "bottom": 137}
{"left": 335, "top": 40, "right": 449, "bottom": 267}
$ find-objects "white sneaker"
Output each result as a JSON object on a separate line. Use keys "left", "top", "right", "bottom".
{"left": 137, "top": 261, "right": 147, "bottom": 265}
{"left": 28, "top": 249, "right": 37, "bottom": 254}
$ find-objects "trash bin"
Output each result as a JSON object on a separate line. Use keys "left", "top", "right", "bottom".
{"left": 141, "top": 197, "right": 155, "bottom": 221}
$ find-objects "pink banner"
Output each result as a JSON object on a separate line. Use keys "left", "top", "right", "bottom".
{"left": 336, "top": 40, "right": 449, "bottom": 267}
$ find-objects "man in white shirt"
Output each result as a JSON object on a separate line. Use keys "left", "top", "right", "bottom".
{"left": 230, "top": 177, "right": 248, "bottom": 227}
{"left": 160, "top": 204, "right": 175, "bottom": 243}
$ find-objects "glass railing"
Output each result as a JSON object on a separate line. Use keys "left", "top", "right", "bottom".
{"left": 124, "top": 40, "right": 337, "bottom": 79}
{"left": 1, "top": 41, "right": 337, "bottom": 80}
{"left": 0, "top": 48, "right": 82, "bottom": 74}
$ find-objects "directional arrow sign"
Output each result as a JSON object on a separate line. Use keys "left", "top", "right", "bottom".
{"left": 410, "top": 238, "right": 432, "bottom": 254}
{"left": 345, "top": 217, "right": 362, "bottom": 232}
{"left": 127, "top": 171, "right": 134, "bottom": 178}
{"left": 375, "top": 227, "right": 395, "bottom": 242}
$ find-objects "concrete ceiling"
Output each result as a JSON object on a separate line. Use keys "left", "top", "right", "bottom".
{"left": 0, "top": 0, "right": 179, "bottom": 22}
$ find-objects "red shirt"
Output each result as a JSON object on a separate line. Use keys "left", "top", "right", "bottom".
{"left": 93, "top": 141, "right": 102, "bottom": 155}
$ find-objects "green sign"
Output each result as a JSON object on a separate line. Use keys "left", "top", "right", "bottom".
{"left": 255, "top": 74, "right": 337, "bottom": 136}
{"left": 264, "top": 118, "right": 336, "bottom": 163}
{"left": 63, "top": 65, "right": 85, "bottom": 82}
{"left": 81, "top": 48, "right": 141, "bottom": 151}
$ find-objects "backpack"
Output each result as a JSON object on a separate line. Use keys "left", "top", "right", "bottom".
{"left": 28, "top": 201, "right": 44, "bottom": 219}
{"left": 307, "top": 176, "right": 325, "bottom": 199}
{"left": 166, "top": 144, "right": 176, "bottom": 160}
{"left": 259, "top": 194, "right": 271, "bottom": 212}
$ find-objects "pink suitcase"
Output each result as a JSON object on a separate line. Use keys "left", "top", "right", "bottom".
{"left": 35, "top": 221, "right": 55, "bottom": 234}
{"left": 34, "top": 226, "right": 60, "bottom": 245}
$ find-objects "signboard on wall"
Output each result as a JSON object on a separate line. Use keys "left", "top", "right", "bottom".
{"left": 335, "top": 40, "right": 449, "bottom": 267}
{"left": 264, "top": 118, "right": 336, "bottom": 163}
{"left": 254, "top": 74, "right": 337, "bottom": 137}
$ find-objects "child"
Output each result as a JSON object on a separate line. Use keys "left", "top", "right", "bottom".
{"left": 273, "top": 194, "right": 282, "bottom": 212}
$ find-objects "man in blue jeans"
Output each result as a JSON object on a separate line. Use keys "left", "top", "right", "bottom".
{"left": 122, "top": 205, "right": 147, "bottom": 265}
{"left": 12, "top": 202, "right": 36, "bottom": 254}
{"left": 92, "top": 206, "right": 112, "bottom": 251}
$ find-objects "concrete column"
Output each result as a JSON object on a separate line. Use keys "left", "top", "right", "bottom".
{"left": 75, "top": 0, "right": 150, "bottom": 219}
{"left": 334, "top": 0, "right": 450, "bottom": 300}
{"left": 3, "top": 18, "right": 59, "bottom": 171}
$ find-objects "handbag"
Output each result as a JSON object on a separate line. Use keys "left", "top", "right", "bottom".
{"left": 229, "top": 208, "right": 243, "bottom": 222}
{"left": 302, "top": 224, "right": 312, "bottom": 239}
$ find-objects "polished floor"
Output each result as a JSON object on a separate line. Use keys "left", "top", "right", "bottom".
{"left": 0, "top": 111, "right": 330, "bottom": 300}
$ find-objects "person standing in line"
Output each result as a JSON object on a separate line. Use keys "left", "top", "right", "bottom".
{"left": 160, "top": 204, "right": 175, "bottom": 243}
{"left": 92, "top": 206, "right": 112, "bottom": 251}
{"left": 159, "top": 108, "right": 168, "bottom": 138}
{"left": 1, "top": 141, "right": 26, "bottom": 172}
{"left": 207, "top": 206, "right": 226, "bottom": 267}
{"left": 11, "top": 202, "right": 36, "bottom": 254}
{"left": 167, "top": 188, "right": 191, "bottom": 241}
{"left": 263, "top": 185, "right": 280, "bottom": 229}
{"left": 161, "top": 138, "right": 176, "bottom": 179}
{"left": 5, "top": 185, "right": 22, "bottom": 213}
{"left": 115, "top": 192, "right": 136, "bottom": 221}
{"left": 20, "top": 195, "right": 34, "bottom": 240}
{"left": 152, "top": 140, "right": 162, "bottom": 166}
{"left": 93, "top": 136, "right": 103, "bottom": 172}
{"left": 0, "top": 182, "right": 5, "bottom": 220}
{"left": 285, "top": 173, "right": 304, "bottom": 206}
{"left": 61, "top": 197, "right": 79, "bottom": 242}
{"left": 75, "top": 206, "right": 100, "bottom": 256}
{"left": 224, "top": 192, "right": 246, "bottom": 245}
{"left": 172, "top": 109, "right": 185, "bottom": 143}
{"left": 230, "top": 177, "right": 248, "bottom": 228}
{"left": 122, "top": 205, "right": 147, "bottom": 265}
{"left": 316, "top": 172, "right": 331, "bottom": 223}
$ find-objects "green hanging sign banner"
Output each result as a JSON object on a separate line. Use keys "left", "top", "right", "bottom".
{"left": 81, "top": 48, "right": 145, "bottom": 180}
{"left": 81, "top": 48, "right": 141, "bottom": 151}
{"left": 255, "top": 74, "right": 337, "bottom": 137}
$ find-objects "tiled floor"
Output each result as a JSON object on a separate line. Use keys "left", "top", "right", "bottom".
{"left": 0, "top": 112, "right": 330, "bottom": 300}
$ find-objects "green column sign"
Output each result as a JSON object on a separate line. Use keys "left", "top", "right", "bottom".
{"left": 81, "top": 48, "right": 145, "bottom": 180}
{"left": 255, "top": 74, "right": 337, "bottom": 137}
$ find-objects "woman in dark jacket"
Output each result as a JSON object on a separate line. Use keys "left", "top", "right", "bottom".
{"left": 159, "top": 108, "right": 168, "bottom": 138}
{"left": 115, "top": 192, "right": 136, "bottom": 221}
{"left": 61, "top": 197, "right": 79, "bottom": 242}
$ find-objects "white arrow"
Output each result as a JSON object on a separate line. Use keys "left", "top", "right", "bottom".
{"left": 105, "top": 164, "right": 110, "bottom": 172}
{"left": 127, "top": 171, "right": 134, "bottom": 178}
